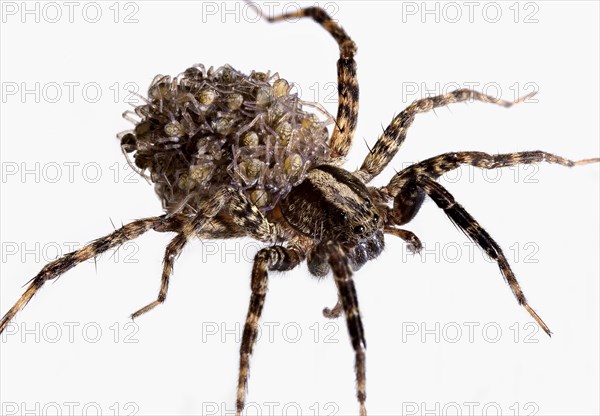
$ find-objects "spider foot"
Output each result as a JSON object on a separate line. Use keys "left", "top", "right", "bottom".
{"left": 405, "top": 235, "right": 423, "bottom": 254}
{"left": 130, "top": 297, "right": 164, "bottom": 320}
{"left": 513, "top": 90, "right": 537, "bottom": 105}
{"left": 322, "top": 299, "right": 343, "bottom": 319}
{"left": 524, "top": 304, "right": 552, "bottom": 337}
{"left": 385, "top": 228, "right": 422, "bottom": 254}
{"left": 573, "top": 157, "right": 600, "bottom": 166}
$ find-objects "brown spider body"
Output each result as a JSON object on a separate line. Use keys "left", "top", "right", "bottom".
{"left": 1, "top": 4, "right": 599, "bottom": 416}
{"left": 280, "top": 165, "right": 384, "bottom": 273}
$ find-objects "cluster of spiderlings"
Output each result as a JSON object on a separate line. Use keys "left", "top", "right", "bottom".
{"left": 118, "top": 64, "right": 332, "bottom": 213}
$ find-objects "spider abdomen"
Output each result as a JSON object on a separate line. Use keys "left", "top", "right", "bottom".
{"left": 119, "top": 64, "right": 333, "bottom": 214}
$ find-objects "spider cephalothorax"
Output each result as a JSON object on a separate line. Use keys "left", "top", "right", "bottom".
{"left": 281, "top": 165, "right": 384, "bottom": 274}
{"left": 1, "top": 4, "right": 598, "bottom": 416}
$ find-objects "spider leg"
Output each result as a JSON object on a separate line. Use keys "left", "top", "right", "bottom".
{"left": 227, "top": 189, "right": 276, "bottom": 243}
{"left": 323, "top": 298, "right": 343, "bottom": 319}
{"left": 0, "top": 215, "right": 184, "bottom": 335}
{"left": 129, "top": 188, "right": 230, "bottom": 320}
{"left": 189, "top": 187, "right": 235, "bottom": 234}
{"left": 253, "top": 3, "right": 358, "bottom": 158}
{"left": 394, "top": 174, "right": 552, "bottom": 336}
{"left": 323, "top": 228, "right": 422, "bottom": 320}
{"left": 132, "top": 189, "right": 277, "bottom": 319}
{"left": 355, "top": 89, "right": 534, "bottom": 183}
{"left": 194, "top": 214, "right": 251, "bottom": 240}
{"left": 384, "top": 227, "right": 423, "bottom": 253}
{"left": 323, "top": 241, "right": 367, "bottom": 416}
{"left": 384, "top": 177, "right": 426, "bottom": 227}
{"left": 130, "top": 233, "right": 187, "bottom": 319}
{"left": 237, "top": 246, "right": 303, "bottom": 415}
{"left": 388, "top": 151, "right": 600, "bottom": 191}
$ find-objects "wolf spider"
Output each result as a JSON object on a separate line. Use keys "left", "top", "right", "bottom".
{"left": 1, "top": 4, "right": 599, "bottom": 416}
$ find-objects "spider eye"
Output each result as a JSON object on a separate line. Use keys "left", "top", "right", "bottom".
{"left": 339, "top": 212, "right": 348, "bottom": 222}
{"left": 353, "top": 225, "right": 365, "bottom": 235}
{"left": 373, "top": 213, "right": 380, "bottom": 224}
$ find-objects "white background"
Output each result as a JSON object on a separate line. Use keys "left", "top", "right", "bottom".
{"left": 1, "top": 1, "right": 599, "bottom": 415}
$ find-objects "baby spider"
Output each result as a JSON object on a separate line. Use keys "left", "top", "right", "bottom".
{"left": 1, "top": 4, "right": 599, "bottom": 416}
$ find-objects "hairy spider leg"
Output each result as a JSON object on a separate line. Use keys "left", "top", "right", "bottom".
{"left": 356, "top": 89, "right": 535, "bottom": 183}
{"left": 130, "top": 233, "right": 188, "bottom": 319}
{"left": 324, "top": 228, "right": 422, "bottom": 320}
{"left": 237, "top": 246, "right": 303, "bottom": 415}
{"left": 324, "top": 241, "right": 367, "bottom": 416}
{"left": 381, "top": 152, "right": 599, "bottom": 335}
{"left": 388, "top": 151, "right": 600, "bottom": 191}
{"left": 387, "top": 174, "right": 554, "bottom": 336}
{"left": 0, "top": 216, "right": 168, "bottom": 334}
{"left": 130, "top": 187, "right": 231, "bottom": 318}
{"left": 382, "top": 150, "right": 600, "bottom": 228}
{"left": 384, "top": 227, "right": 423, "bottom": 254}
{"left": 132, "top": 188, "right": 277, "bottom": 319}
{"left": 253, "top": 4, "right": 359, "bottom": 158}
{"left": 0, "top": 184, "right": 279, "bottom": 332}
